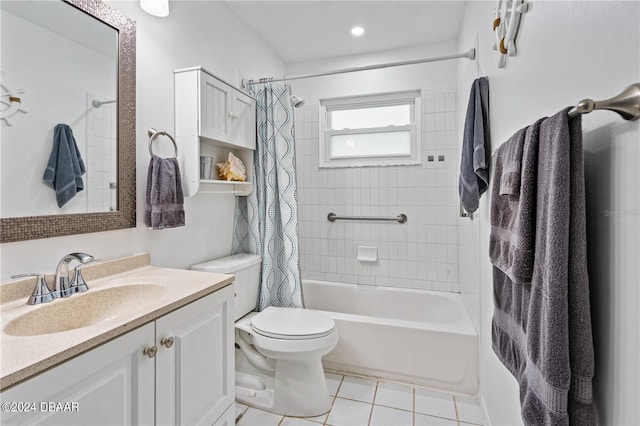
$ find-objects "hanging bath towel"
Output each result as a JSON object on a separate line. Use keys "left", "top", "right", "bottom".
{"left": 43, "top": 123, "right": 86, "bottom": 207}
{"left": 490, "top": 109, "right": 595, "bottom": 425}
{"left": 459, "top": 77, "right": 490, "bottom": 213}
{"left": 145, "top": 155, "right": 185, "bottom": 230}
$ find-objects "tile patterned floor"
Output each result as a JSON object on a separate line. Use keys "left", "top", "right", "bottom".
{"left": 235, "top": 372, "right": 485, "bottom": 426}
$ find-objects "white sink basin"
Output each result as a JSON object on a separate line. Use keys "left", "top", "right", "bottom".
{"left": 4, "top": 284, "right": 167, "bottom": 337}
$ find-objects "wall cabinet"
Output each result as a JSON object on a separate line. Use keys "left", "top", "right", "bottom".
{"left": 175, "top": 67, "right": 256, "bottom": 196}
{"left": 1, "top": 286, "right": 235, "bottom": 426}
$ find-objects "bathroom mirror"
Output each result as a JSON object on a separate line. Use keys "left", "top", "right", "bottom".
{"left": 0, "top": 0, "right": 136, "bottom": 243}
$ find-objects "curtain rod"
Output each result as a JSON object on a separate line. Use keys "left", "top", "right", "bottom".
{"left": 243, "top": 48, "right": 476, "bottom": 88}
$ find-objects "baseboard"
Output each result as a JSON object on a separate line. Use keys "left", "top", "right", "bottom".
{"left": 478, "top": 393, "right": 492, "bottom": 426}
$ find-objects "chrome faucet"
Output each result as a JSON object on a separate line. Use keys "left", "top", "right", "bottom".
{"left": 10, "top": 273, "right": 56, "bottom": 305}
{"left": 11, "top": 252, "right": 95, "bottom": 305}
{"left": 53, "top": 252, "right": 94, "bottom": 298}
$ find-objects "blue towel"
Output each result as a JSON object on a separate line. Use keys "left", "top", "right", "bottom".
{"left": 43, "top": 124, "right": 86, "bottom": 207}
{"left": 459, "top": 77, "right": 490, "bottom": 213}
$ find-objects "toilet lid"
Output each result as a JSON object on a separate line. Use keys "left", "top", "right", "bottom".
{"left": 251, "top": 307, "right": 335, "bottom": 340}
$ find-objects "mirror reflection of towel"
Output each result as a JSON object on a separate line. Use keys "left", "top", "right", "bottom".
{"left": 42, "top": 123, "right": 86, "bottom": 207}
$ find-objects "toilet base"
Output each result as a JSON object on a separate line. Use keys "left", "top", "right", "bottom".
{"left": 235, "top": 348, "right": 333, "bottom": 417}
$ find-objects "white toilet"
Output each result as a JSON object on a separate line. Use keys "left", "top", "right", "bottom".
{"left": 192, "top": 254, "right": 338, "bottom": 417}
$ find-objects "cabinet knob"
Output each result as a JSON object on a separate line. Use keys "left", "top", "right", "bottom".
{"left": 143, "top": 345, "right": 158, "bottom": 358}
{"left": 160, "top": 336, "right": 175, "bottom": 349}
{"left": 228, "top": 112, "right": 239, "bottom": 119}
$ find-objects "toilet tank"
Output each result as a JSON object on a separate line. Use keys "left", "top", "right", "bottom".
{"left": 191, "top": 254, "right": 262, "bottom": 321}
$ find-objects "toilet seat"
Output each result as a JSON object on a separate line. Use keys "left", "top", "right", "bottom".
{"left": 251, "top": 307, "right": 335, "bottom": 340}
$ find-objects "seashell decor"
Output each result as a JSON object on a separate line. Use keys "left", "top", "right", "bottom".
{"left": 217, "top": 152, "right": 246, "bottom": 181}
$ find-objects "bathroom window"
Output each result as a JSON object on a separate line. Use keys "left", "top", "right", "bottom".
{"left": 319, "top": 90, "right": 421, "bottom": 168}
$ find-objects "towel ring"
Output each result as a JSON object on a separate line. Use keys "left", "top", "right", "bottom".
{"left": 148, "top": 127, "right": 178, "bottom": 158}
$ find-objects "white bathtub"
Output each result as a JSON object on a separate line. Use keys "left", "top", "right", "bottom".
{"left": 302, "top": 280, "right": 479, "bottom": 395}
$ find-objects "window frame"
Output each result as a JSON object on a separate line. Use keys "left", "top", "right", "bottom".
{"left": 319, "top": 90, "right": 422, "bottom": 168}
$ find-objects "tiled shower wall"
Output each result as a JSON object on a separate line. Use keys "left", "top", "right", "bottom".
{"left": 86, "top": 93, "right": 118, "bottom": 212}
{"left": 295, "top": 88, "right": 461, "bottom": 292}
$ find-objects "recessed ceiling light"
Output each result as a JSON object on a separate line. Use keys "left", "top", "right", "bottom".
{"left": 351, "top": 26, "right": 365, "bottom": 37}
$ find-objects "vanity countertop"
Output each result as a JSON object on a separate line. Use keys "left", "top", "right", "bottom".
{"left": 0, "top": 254, "right": 234, "bottom": 390}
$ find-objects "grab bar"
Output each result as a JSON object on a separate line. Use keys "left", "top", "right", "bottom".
{"left": 327, "top": 213, "right": 408, "bottom": 224}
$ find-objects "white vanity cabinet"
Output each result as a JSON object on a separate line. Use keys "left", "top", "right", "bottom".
{"left": 0, "top": 323, "right": 156, "bottom": 425}
{"left": 0, "top": 285, "right": 235, "bottom": 426}
{"left": 175, "top": 67, "right": 256, "bottom": 197}
{"left": 155, "top": 285, "right": 234, "bottom": 425}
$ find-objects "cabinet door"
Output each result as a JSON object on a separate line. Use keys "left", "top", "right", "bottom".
{"left": 0, "top": 323, "right": 155, "bottom": 426}
{"left": 231, "top": 90, "right": 256, "bottom": 150}
{"left": 155, "top": 285, "right": 235, "bottom": 426}
{"left": 200, "top": 73, "right": 233, "bottom": 143}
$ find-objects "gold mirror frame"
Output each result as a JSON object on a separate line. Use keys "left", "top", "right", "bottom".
{"left": 1, "top": 0, "right": 136, "bottom": 243}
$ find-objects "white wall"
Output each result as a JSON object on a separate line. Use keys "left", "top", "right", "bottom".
{"left": 457, "top": 2, "right": 640, "bottom": 425}
{"left": 289, "top": 41, "right": 477, "bottom": 293}
{"left": 288, "top": 41, "right": 459, "bottom": 99}
{"left": 0, "top": 0, "right": 285, "bottom": 280}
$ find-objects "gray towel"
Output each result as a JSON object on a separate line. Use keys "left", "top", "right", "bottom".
{"left": 459, "top": 76, "right": 490, "bottom": 213}
{"left": 145, "top": 155, "right": 185, "bottom": 230}
{"left": 42, "top": 123, "right": 86, "bottom": 207}
{"left": 489, "top": 119, "right": 542, "bottom": 284}
{"left": 490, "top": 108, "right": 595, "bottom": 425}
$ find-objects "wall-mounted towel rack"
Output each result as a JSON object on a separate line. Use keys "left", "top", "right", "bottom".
{"left": 1, "top": 75, "right": 28, "bottom": 126}
{"left": 327, "top": 213, "right": 408, "bottom": 224}
{"left": 148, "top": 127, "right": 178, "bottom": 158}
{"left": 568, "top": 83, "right": 640, "bottom": 121}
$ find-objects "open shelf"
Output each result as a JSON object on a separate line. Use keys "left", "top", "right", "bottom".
{"left": 198, "top": 180, "right": 252, "bottom": 196}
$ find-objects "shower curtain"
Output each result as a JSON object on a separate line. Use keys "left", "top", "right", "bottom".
{"left": 233, "top": 81, "right": 303, "bottom": 310}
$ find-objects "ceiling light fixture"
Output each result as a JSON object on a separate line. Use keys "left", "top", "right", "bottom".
{"left": 351, "top": 26, "right": 365, "bottom": 37}
{"left": 140, "top": 0, "right": 169, "bottom": 17}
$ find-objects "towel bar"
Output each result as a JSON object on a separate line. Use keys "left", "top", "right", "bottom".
{"left": 568, "top": 83, "right": 640, "bottom": 121}
{"left": 148, "top": 127, "right": 178, "bottom": 158}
